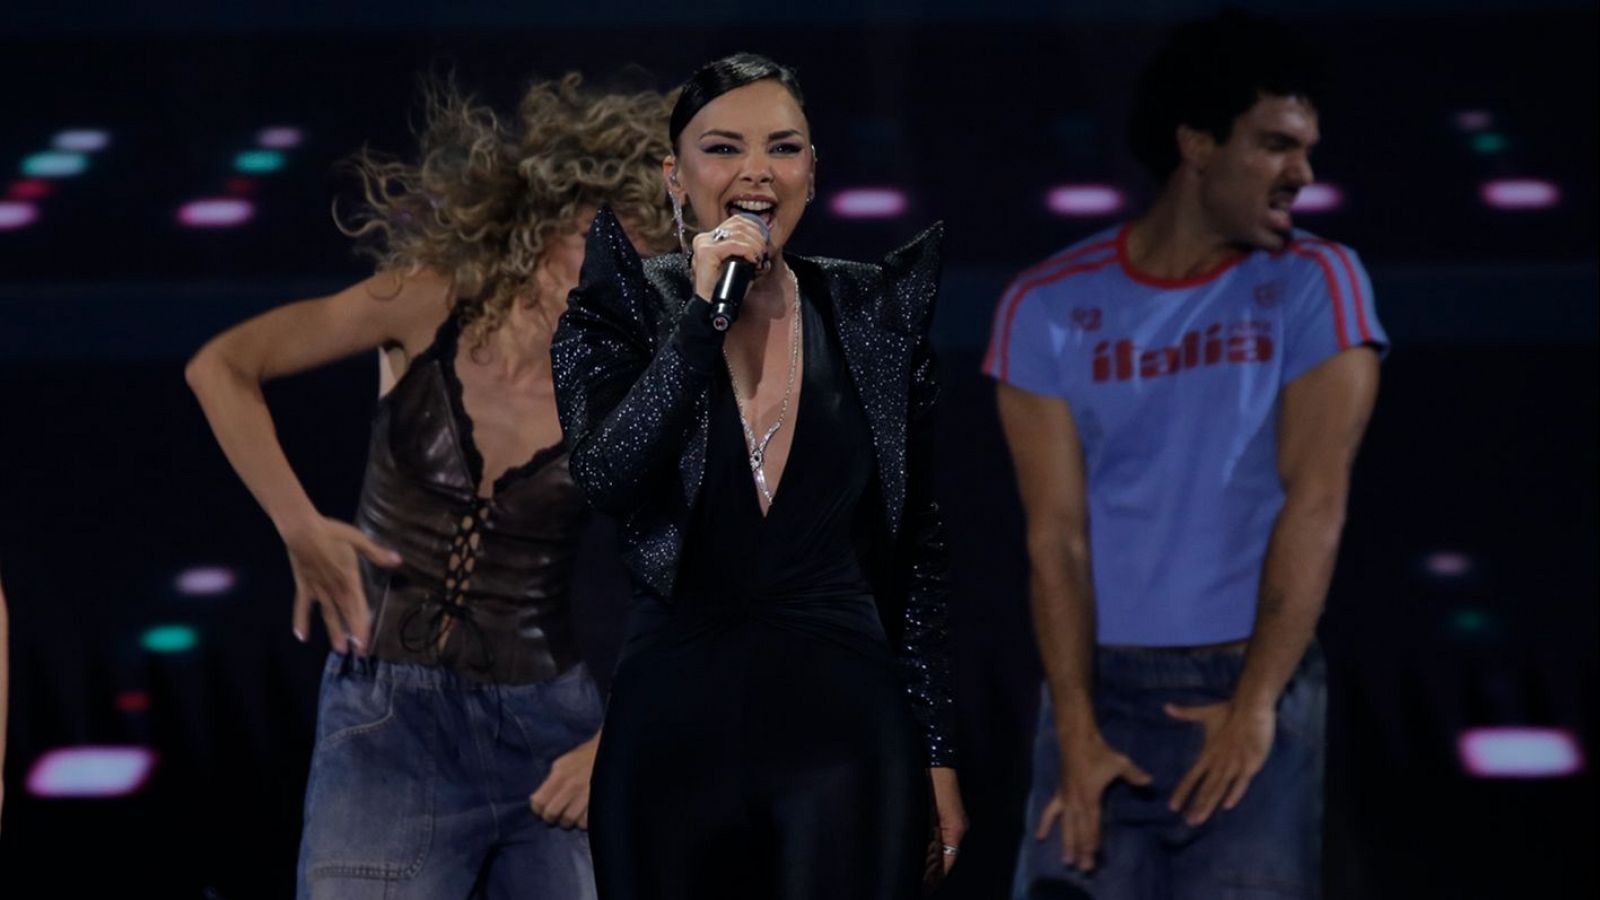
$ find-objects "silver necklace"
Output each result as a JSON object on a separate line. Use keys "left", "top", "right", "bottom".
{"left": 723, "top": 266, "right": 802, "bottom": 506}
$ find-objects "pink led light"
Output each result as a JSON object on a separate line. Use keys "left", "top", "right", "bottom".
{"left": 1422, "top": 551, "right": 1474, "bottom": 578}
{"left": 1480, "top": 178, "right": 1560, "bottom": 211}
{"left": 0, "top": 200, "right": 38, "bottom": 230}
{"left": 1459, "top": 727, "right": 1584, "bottom": 779}
{"left": 829, "top": 188, "right": 908, "bottom": 220}
{"left": 7, "top": 178, "right": 52, "bottom": 200}
{"left": 177, "top": 198, "right": 254, "bottom": 228}
{"left": 1291, "top": 183, "right": 1343, "bottom": 213}
{"left": 257, "top": 126, "right": 304, "bottom": 149}
{"left": 176, "top": 565, "right": 237, "bottom": 596}
{"left": 26, "top": 746, "right": 158, "bottom": 798}
{"left": 1455, "top": 110, "right": 1493, "bottom": 132}
{"left": 1046, "top": 184, "right": 1125, "bottom": 217}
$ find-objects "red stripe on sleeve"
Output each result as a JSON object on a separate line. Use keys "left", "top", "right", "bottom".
{"left": 1307, "top": 239, "right": 1373, "bottom": 344}
{"left": 1288, "top": 244, "right": 1351, "bottom": 351}
{"left": 982, "top": 238, "right": 1115, "bottom": 375}
{"left": 995, "top": 254, "right": 1117, "bottom": 380}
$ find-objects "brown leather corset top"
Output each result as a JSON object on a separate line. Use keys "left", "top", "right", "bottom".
{"left": 355, "top": 315, "right": 588, "bottom": 684}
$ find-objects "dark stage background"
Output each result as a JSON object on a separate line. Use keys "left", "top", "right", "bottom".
{"left": 1, "top": 2, "right": 1595, "bottom": 897}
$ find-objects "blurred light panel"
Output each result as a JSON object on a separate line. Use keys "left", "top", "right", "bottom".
{"left": 1422, "top": 550, "right": 1475, "bottom": 579}
{"left": 8, "top": 178, "right": 53, "bottom": 200}
{"left": 0, "top": 200, "right": 39, "bottom": 230}
{"left": 1481, "top": 179, "right": 1560, "bottom": 211}
{"left": 234, "top": 150, "right": 285, "bottom": 174}
{"left": 257, "top": 126, "right": 304, "bottom": 149}
{"left": 226, "top": 176, "right": 258, "bottom": 195}
{"left": 1455, "top": 110, "right": 1493, "bottom": 132}
{"left": 26, "top": 746, "right": 158, "bottom": 798}
{"left": 52, "top": 129, "right": 110, "bottom": 152}
{"left": 177, "top": 198, "right": 254, "bottom": 228}
{"left": 1459, "top": 727, "right": 1584, "bottom": 779}
{"left": 1449, "top": 608, "right": 1494, "bottom": 636}
{"left": 21, "top": 151, "right": 87, "bottom": 178}
{"left": 1046, "top": 184, "right": 1125, "bottom": 217}
{"left": 1291, "top": 183, "right": 1343, "bottom": 213}
{"left": 1470, "top": 133, "right": 1508, "bottom": 155}
{"left": 141, "top": 624, "right": 198, "bottom": 653}
{"left": 829, "top": 188, "right": 908, "bottom": 220}
{"left": 115, "top": 691, "right": 151, "bottom": 713}
{"left": 176, "top": 565, "right": 237, "bottom": 596}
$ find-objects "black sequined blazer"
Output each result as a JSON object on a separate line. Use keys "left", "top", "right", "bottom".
{"left": 551, "top": 206, "right": 956, "bottom": 767}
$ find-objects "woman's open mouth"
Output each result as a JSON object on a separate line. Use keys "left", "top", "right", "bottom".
{"left": 727, "top": 197, "right": 776, "bottom": 231}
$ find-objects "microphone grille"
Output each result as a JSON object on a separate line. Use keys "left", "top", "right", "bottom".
{"left": 733, "top": 210, "right": 771, "bottom": 242}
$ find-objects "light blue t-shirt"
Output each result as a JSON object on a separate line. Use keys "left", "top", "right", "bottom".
{"left": 984, "top": 224, "right": 1387, "bottom": 646}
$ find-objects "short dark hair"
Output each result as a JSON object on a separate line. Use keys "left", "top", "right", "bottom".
{"left": 1128, "top": 12, "right": 1328, "bottom": 180}
{"left": 668, "top": 53, "right": 807, "bottom": 150}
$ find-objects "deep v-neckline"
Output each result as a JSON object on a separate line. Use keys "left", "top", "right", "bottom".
{"left": 433, "top": 318, "right": 566, "bottom": 499}
{"left": 730, "top": 298, "right": 811, "bottom": 523}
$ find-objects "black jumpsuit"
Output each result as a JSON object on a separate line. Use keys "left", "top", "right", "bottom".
{"left": 588, "top": 292, "right": 930, "bottom": 899}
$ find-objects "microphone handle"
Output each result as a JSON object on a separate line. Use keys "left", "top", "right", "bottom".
{"left": 710, "top": 258, "right": 755, "bottom": 332}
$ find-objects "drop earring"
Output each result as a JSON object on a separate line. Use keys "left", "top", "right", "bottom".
{"left": 671, "top": 192, "right": 689, "bottom": 256}
{"left": 808, "top": 147, "right": 819, "bottom": 204}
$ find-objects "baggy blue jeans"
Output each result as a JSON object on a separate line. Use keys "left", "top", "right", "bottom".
{"left": 1013, "top": 645, "right": 1326, "bottom": 900}
{"left": 297, "top": 652, "right": 604, "bottom": 899}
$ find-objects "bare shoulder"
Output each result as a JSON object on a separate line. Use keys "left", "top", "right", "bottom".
{"left": 354, "top": 267, "right": 455, "bottom": 359}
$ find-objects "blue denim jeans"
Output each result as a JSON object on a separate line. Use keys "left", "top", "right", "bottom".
{"left": 1012, "top": 645, "right": 1326, "bottom": 900}
{"left": 297, "top": 652, "right": 605, "bottom": 899}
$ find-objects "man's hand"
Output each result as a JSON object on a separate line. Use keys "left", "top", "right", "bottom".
{"left": 1166, "top": 701, "right": 1274, "bottom": 826}
{"left": 529, "top": 733, "right": 600, "bottom": 830}
{"left": 1035, "top": 735, "right": 1151, "bottom": 872}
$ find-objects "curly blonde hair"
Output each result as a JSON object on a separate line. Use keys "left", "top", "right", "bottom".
{"left": 340, "top": 73, "right": 676, "bottom": 347}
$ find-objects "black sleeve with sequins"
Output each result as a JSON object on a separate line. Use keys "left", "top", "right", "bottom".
{"left": 883, "top": 228, "right": 959, "bottom": 769}
{"left": 899, "top": 330, "right": 958, "bottom": 768}
{"left": 551, "top": 208, "right": 723, "bottom": 516}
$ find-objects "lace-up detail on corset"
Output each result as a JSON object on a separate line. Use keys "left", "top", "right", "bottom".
{"left": 358, "top": 309, "right": 591, "bottom": 684}
{"left": 398, "top": 495, "right": 497, "bottom": 673}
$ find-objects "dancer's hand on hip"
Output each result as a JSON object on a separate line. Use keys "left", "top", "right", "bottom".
{"left": 280, "top": 513, "right": 399, "bottom": 655}
{"left": 1037, "top": 733, "right": 1152, "bottom": 873}
{"left": 530, "top": 732, "right": 600, "bottom": 830}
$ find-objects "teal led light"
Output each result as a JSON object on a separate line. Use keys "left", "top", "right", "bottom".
{"left": 141, "top": 625, "right": 198, "bottom": 653}
{"left": 1471, "top": 133, "right": 1509, "bottom": 155}
{"left": 233, "top": 150, "right": 285, "bottom": 174}
{"left": 21, "top": 151, "right": 87, "bottom": 178}
{"left": 1449, "top": 608, "right": 1495, "bottom": 636}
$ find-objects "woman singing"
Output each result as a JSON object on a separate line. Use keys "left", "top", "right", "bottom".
{"left": 185, "top": 75, "right": 676, "bottom": 899}
{"left": 551, "top": 54, "right": 967, "bottom": 899}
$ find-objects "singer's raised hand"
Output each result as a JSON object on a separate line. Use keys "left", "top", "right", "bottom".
{"left": 691, "top": 213, "right": 770, "bottom": 302}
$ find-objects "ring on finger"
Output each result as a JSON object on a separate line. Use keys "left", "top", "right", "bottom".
{"left": 710, "top": 226, "right": 730, "bottom": 242}
{"left": 941, "top": 844, "right": 959, "bottom": 857}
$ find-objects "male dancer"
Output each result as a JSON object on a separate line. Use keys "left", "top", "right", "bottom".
{"left": 991, "top": 13, "right": 1385, "bottom": 898}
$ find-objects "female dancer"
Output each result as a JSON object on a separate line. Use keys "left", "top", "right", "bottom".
{"left": 552, "top": 54, "right": 967, "bottom": 899}
{"left": 186, "top": 75, "right": 675, "bottom": 899}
